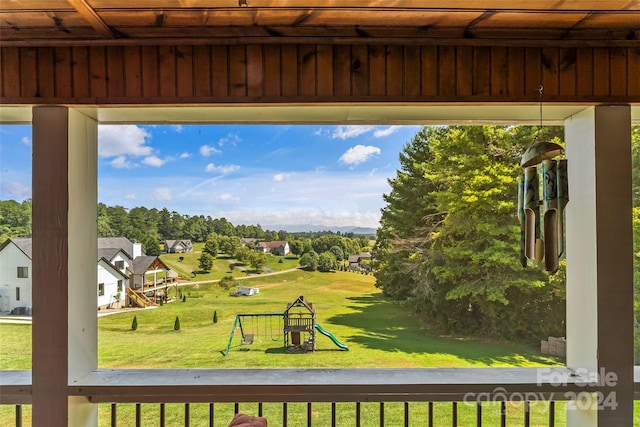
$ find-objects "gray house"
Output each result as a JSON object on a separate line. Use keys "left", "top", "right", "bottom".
{"left": 163, "top": 239, "right": 193, "bottom": 253}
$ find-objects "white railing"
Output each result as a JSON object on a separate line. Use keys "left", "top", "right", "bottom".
{"left": 3, "top": 366, "right": 634, "bottom": 426}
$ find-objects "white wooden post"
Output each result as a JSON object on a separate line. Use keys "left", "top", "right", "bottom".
{"left": 32, "top": 107, "right": 98, "bottom": 427}
{"left": 564, "top": 105, "right": 633, "bottom": 426}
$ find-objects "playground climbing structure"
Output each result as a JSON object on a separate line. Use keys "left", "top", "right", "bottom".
{"left": 223, "top": 295, "right": 348, "bottom": 356}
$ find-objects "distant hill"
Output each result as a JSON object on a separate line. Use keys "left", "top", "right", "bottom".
{"left": 263, "top": 224, "right": 377, "bottom": 235}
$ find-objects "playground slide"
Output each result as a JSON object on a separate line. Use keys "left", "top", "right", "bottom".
{"left": 314, "top": 324, "right": 349, "bottom": 350}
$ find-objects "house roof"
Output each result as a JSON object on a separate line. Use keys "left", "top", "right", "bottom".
{"left": 257, "top": 241, "right": 288, "bottom": 249}
{"left": 1, "top": 238, "right": 33, "bottom": 259}
{"left": 347, "top": 255, "right": 361, "bottom": 263}
{"left": 98, "top": 247, "right": 128, "bottom": 262}
{"left": 98, "top": 237, "right": 138, "bottom": 255}
{"left": 130, "top": 256, "right": 169, "bottom": 275}
{"left": 164, "top": 239, "right": 192, "bottom": 250}
{"left": 1, "top": 237, "right": 142, "bottom": 262}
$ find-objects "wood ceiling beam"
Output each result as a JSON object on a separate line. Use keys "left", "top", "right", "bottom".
{"left": 67, "top": 0, "right": 117, "bottom": 39}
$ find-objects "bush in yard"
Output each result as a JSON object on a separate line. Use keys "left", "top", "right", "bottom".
{"left": 213, "top": 311, "right": 218, "bottom": 324}
{"left": 182, "top": 294, "right": 186, "bottom": 302}
{"left": 131, "top": 315, "right": 138, "bottom": 331}
{"left": 219, "top": 276, "right": 236, "bottom": 290}
{"left": 174, "top": 316, "right": 181, "bottom": 331}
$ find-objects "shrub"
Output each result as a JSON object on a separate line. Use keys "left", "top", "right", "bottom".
{"left": 213, "top": 311, "right": 218, "bottom": 324}
{"left": 174, "top": 316, "right": 181, "bottom": 331}
{"left": 219, "top": 275, "right": 236, "bottom": 290}
{"left": 182, "top": 295, "right": 186, "bottom": 302}
{"left": 131, "top": 315, "right": 138, "bottom": 331}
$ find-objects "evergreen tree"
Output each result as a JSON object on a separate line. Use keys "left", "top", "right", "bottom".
{"left": 131, "top": 315, "right": 138, "bottom": 331}
{"left": 198, "top": 252, "right": 214, "bottom": 272}
{"left": 203, "top": 233, "right": 219, "bottom": 256}
{"left": 174, "top": 316, "right": 181, "bottom": 331}
{"left": 376, "top": 125, "right": 566, "bottom": 341}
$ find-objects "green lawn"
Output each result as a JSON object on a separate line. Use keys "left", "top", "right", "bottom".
{"left": 3, "top": 269, "right": 639, "bottom": 425}
{"left": 160, "top": 249, "right": 300, "bottom": 282}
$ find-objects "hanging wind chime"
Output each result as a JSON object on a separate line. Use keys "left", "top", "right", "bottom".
{"left": 517, "top": 86, "right": 568, "bottom": 274}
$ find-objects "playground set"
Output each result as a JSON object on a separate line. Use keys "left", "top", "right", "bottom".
{"left": 223, "top": 295, "right": 348, "bottom": 356}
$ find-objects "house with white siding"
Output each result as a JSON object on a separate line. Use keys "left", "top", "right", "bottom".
{"left": 0, "top": 236, "right": 170, "bottom": 313}
{"left": 97, "top": 257, "right": 128, "bottom": 309}
{"left": 0, "top": 238, "right": 32, "bottom": 314}
{"left": 255, "top": 240, "right": 290, "bottom": 256}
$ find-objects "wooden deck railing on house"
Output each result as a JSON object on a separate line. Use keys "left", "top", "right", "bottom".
{"left": 126, "top": 287, "right": 157, "bottom": 308}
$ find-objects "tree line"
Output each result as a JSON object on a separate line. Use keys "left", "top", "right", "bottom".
{"left": 0, "top": 200, "right": 372, "bottom": 261}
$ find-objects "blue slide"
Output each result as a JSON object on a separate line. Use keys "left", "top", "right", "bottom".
{"left": 314, "top": 324, "right": 349, "bottom": 350}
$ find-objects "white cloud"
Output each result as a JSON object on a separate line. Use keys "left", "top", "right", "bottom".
{"left": 218, "top": 193, "right": 240, "bottom": 201}
{"left": 172, "top": 125, "right": 183, "bottom": 133}
{"left": 200, "top": 144, "right": 222, "bottom": 156}
{"left": 332, "top": 125, "right": 374, "bottom": 140}
{"left": 218, "top": 133, "right": 241, "bottom": 147}
{"left": 339, "top": 145, "right": 381, "bottom": 166}
{"left": 205, "top": 163, "right": 240, "bottom": 174}
{"left": 142, "top": 155, "right": 166, "bottom": 167}
{"left": 153, "top": 187, "right": 172, "bottom": 201}
{"left": 110, "top": 156, "right": 135, "bottom": 169}
{"left": 98, "top": 168, "right": 389, "bottom": 229}
{"left": 179, "top": 152, "right": 192, "bottom": 159}
{"left": 21, "top": 136, "right": 31, "bottom": 146}
{"left": 374, "top": 126, "right": 401, "bottom": 138}
{"left": 125, "top": 193, "right": 136, "bottom": 200}
{"left": 98, "top": 125, "right": 152, "bottom": 158}
{"left": 273, "top": 173, "right": 290, "bottom": 182}
{"left": 1, "top": 181, "right": 30, "bottom": 198}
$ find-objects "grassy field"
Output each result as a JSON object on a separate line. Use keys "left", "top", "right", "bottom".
{"left": 159, "top": 245, "right": 300, "bottom": 282}
{"left": 3, "top": 269, "right": 637, "bottom": 425}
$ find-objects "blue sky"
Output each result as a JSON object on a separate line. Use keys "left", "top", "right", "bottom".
{"left": 0, "top": 124, "right": 421, "bottom": 229}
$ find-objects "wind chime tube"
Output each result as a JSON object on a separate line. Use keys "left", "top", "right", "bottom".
{"left": 556, "top": 159, "right": 569, "bottom": 258}
{"left": 524, "top": 166, "right": 542, "bottom": 264}
{"left": 517, "top": 174, "right": 527, "bottom": 267}
{"left": 542, "top": 159, "right": 559, "bottom": 274}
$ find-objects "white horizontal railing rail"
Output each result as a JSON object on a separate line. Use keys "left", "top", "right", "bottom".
{"left": 1, "top": 367, "right": 622, "bottom": 404}
{"left": 3, "top": 366, "right": 640, "bottom": 427}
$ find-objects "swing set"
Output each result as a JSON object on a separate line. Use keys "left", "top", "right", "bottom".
{"left": 223, "top": 313, "right": 284, "bottom": 356}
{"left": 223, "top": 296, "right": 348, "bottom": 356}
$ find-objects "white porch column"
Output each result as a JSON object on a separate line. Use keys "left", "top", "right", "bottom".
{"left": 32, "top": 107, "right": 98, "bottom": 427}
{"left": 564, "top": 105, "right": 633, "bottom": 426}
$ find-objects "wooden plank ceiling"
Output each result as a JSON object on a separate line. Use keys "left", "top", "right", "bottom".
{"left": 1, "top": 0, "right": 639, "bottom": 46}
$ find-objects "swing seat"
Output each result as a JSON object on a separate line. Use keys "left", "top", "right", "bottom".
{"left": 241, "top": 334, "right": 254, "bottom": 345}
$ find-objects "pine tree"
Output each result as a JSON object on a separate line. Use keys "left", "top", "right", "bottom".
{"left": 131, "top": 315, "right": 138, "bottom": 331}
{"left": 375, "top": 125, "right": 566, "bottom": 341}
{"left": 174, "top": 316, "right": 181, "bottom": 331}
{"left": 213, "top": 311, "right": 218, "bottom": 324}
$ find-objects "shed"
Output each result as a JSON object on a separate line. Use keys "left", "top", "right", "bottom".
{"left": 237, "top": 287, "right": 259, "bottom": 296}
